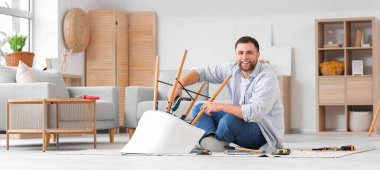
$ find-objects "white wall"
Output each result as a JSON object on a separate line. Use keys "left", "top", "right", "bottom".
{"left": 33, "top": 0, "right": 100, "bottom": 77}
{"left": 33, "top": 0, "right": 58, "bottom": 70}
{"left": 33, "top": 0, "right": 380, "bottom": 133}
{"left": 97, "top": 0, "right": 380, "bottom": 133}
{"left": 57, "top": 0, "right": 100, "bottom": 76}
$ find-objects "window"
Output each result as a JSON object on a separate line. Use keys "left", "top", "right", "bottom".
{"left": 0, "top": 0, "right": 32, "bottom": 61}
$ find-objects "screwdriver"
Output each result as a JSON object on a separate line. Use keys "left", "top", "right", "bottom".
{"left": 312, "top": 145, "right": 355, "bottom": 151}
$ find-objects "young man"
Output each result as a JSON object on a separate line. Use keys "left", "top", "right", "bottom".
{"left": 168, "top": 36, "right": 284, "bottom": 152}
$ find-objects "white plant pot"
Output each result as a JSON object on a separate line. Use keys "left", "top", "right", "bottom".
{"left": 349, "top": 111, "right": 372, "bottom": 132}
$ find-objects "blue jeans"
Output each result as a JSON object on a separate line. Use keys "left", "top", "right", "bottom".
{"left": 192, "top": 103, "right": 267, "bottom": 149}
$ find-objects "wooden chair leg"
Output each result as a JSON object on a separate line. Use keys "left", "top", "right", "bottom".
{"left": 109, "top": 128, "right": 116, "bottom": 143}
{"left": 369, "top": 101, "right": 380, "bottom": 136}
{"left": 128, "top": 128, "right": 135, "bottom": 139}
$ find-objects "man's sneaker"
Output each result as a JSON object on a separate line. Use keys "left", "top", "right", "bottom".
{"left": 199, "top": 136, "right": 227, "bottom": 152}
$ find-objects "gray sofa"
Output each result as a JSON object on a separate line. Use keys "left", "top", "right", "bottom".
{"left": 0, "top": 65, "right": 119, "bottom": 142}
{"left": 124, "top": 70, "right": 231, "bottom": 137}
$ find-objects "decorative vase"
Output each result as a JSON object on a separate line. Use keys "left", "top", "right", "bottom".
{"left": 6, "top": 51, "right": 34, "bottom": 67}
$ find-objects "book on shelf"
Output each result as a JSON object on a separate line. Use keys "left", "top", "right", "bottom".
{"left": 355, "top": 30, "right": 362, "bottom": 47}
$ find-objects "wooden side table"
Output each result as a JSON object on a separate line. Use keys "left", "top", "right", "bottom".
{"left": 6, "top": 99, "right": 47, "bottom": 151}
{"left": 6, "top": 98, "right": 96, "bottom": 151}
{"left": 45, "top": 98, "right": 96, "bottom": 149}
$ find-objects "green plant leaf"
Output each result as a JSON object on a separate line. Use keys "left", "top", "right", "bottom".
{"left": 7, "top": 34, "right": 27, "bottom": 52}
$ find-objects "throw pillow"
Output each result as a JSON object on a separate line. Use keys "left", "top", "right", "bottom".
{"left": 32, "top": 69, "right": 70, "bottom": 98}
{"left": 16, "top": 61, "right": 38, "bottom": 83}
{"left": 0, "top": 65, "right": 17, "bottom": 83}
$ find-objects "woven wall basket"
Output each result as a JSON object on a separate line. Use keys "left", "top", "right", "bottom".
{"left": 63, "top": 8, "right": 90, "bottom": 53}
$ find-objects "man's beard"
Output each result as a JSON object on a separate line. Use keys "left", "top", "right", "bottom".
{"left": 238, "top": 60, "right": 257, "bottom": 72}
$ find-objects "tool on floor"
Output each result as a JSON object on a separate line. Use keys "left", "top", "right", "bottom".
{"left": 272, "top": 148, "right": 291, "bottom": 155}
{"left": 312, "top": 145, "right": 355, "bottom": 151}
{"left": 224, "top": 146, "right": 264, "bottom": 154}
{"left": 224, "top": 150, "right": 252, "bottom": 155}
{"left": 340, "top": 145, "right": 355, "bottom": 151}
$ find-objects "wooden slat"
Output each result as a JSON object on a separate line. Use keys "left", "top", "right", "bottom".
{"left": 117, "top": 12, "right": 129, "bottom": 126}
{"left": 45, "top": 98, "right": 95, "bottom": 103}
{"left": 278, "top": 76, "right": 291, "bottom": 134}
{"left": 128, "top": 12, "right": 157, "bottom": 87}
{"left": 7, "top": 99, "right": 44, "bottom": 103}
{"left": 87, "top": 10, "right": 129, "bottom": 126}
{"left": 45, "top": 129, "right": 94, "bottom": 134}
{"left": 8, "top": 129, "right": 44, "bottom": 133}
{"left": 86, "top": 10, "right": 117, "bottom": 86}
{"left": 371, "top": 18, "right": 380, "bottom": 133}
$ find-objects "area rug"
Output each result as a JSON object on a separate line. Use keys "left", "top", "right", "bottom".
{"left": 57, "top": 148, "right": 374, "bottom": 158}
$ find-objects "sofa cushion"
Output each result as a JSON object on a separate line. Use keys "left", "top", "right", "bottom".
{"left": 158, "top": 70, "right": 209, "bottom": 101}
{"left": 96, "top": 100, "right": 116, "bottom": 120}
{"left": 54, "top": 100, "right": 115, "bottom": 121}
{"left": 0, "top": 65, "right": 16, "bottom": 83}
{"left": 33, "top": 69, "right": 70, "bottom": 98}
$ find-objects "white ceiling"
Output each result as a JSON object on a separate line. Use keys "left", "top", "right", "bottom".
{"left": 97, "top": 0, "right": 380, "bottom": 17}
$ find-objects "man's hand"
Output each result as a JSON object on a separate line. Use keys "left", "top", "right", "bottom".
{"left": 167, "top": 86, "right": 182, "bottom": 101}
{"left": 165, "top": 70, "right": 200, "bottom": 101}
{"left": 202, "top": 102, "right": 223, "bottom": 116}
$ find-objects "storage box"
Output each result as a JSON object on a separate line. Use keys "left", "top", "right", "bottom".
{"left": 349, "top": 111, "right": 372, "bottom": 132}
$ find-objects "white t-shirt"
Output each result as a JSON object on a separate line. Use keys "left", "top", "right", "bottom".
{"left": 239, "top": 77, "right": 250, "bottom": 105}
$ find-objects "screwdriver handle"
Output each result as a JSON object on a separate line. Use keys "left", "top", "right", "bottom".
{"left": 341, "top": 145, "right": 355, "bottom": 151}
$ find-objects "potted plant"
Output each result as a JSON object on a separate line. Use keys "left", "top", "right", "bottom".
{"left": 5, "top": 34, "right": 34, "bottom": 67}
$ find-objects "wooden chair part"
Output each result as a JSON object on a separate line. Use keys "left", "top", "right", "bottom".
{"left": 181, "top": 82, "right": 206, "bottom": 120}
{"left": 153, "top": 56, "right": 160, "bottom": 110}
{"left": 191, "top": 75, "right": 232, "bottom": 125}
{"left": 165, "top": 50, "right": 187, "bottom": 113}
{"left": 368, "top": 101, "right": 380, "bottom": 136}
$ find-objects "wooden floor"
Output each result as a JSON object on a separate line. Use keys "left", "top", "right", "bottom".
{"left": 0, "top": 133, "right": 380, "bottom": 169}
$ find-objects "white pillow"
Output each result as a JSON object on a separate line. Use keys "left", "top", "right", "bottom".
{"left": 16, "top": 60, "right": 38, "bottom": 83}
{"left": 32, "top": 69, "right": 70, "bottom": 98}
{"left": 0, "top": 65, "right": 17, "bottom": 83}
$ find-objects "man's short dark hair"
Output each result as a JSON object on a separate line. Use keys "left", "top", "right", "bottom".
{"left": 235, "top": 36, "right": 260, "bottom": 51}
